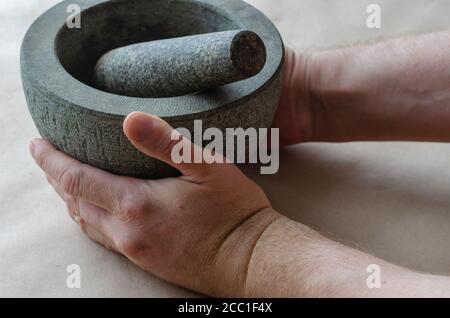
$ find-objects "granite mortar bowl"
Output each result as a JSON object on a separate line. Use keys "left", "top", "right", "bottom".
{"left": 21, "top": 0, "right": 284, "bottom": 179}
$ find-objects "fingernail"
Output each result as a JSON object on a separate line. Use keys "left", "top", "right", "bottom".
{"left": 129, "top": 113, "right": 154, "bottom": 142}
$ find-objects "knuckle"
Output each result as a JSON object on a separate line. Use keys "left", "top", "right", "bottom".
{"left": 116, "top": 236, "right": 147, "bottom": 259}
{"left": 59, "top": 167, "right": 84, "bottom": 196}
{"left": 173, "top": 196, "right": 188, "bottom": 213}
{"left": 66, "top": 197, "right": 79, "bottom": 217}
{"left": 78, "top": 218, "right": 88, "bottom": 234}
{"left": 118, "top": 197, "right": 147, "bottom": 223}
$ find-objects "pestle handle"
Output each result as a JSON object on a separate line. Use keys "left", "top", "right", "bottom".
{"left": 93, "top": 30, "right": 266, "bottom": 98}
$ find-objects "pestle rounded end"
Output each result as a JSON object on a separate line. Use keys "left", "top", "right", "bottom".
{"left": 230, "top": 31, "right": 267, "bottom": 78}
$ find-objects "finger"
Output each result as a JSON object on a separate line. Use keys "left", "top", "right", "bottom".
{"left": 49, "top": 175, "right": 112, "bottom": 248}
{"left": 30, "top": 139, "right": 126, "bottom": 212}
{"left": 123, "top": 112, "right": 235, "bottom": 180}
{"left": 78, "top": 200, "right": 115, "bottom": 239}
{"left": 80, "top": 220, "right": 118, "bottom": 252}
{"left": 46, "top": 175, "right": 68, "bottom": 201}
{"left": 61, "top": 196, "right": 117, "bottom": 251}
{"left": 46, "top": 175, "right": 81, "bottom": 222}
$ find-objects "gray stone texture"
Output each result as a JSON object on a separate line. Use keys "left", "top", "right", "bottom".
{"left": 94, "top": 30, "right": 267, "bottom": 98}
{"left": 21, "top": 0, "right": 284, "bottom": 179}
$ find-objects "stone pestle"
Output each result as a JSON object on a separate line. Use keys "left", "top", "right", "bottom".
{"left": 93, "top": 30, "right": 267, "bottom": 98}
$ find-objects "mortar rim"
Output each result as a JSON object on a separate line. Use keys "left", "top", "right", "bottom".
{"left": 21, "top": 0, "right": 284, "bottom": 119}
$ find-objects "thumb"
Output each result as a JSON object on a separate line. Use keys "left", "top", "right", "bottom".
{"left": 123, "top": 112, "right": 228, "bottom": 179}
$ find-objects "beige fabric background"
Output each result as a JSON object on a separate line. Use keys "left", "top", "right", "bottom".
{"left": 1, "top": 0, "right": 449, "bottom": 297}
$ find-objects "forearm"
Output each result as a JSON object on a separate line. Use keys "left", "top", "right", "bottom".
{"left": 244, "top": 212, "right": 450, "bottom": 298}
{"left": 310, "top": 31, "right": 450, "bottom": 142}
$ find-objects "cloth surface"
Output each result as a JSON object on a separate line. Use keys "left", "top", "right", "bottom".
{"left": 1, "top": 0, "right": 449, "bottom": 297}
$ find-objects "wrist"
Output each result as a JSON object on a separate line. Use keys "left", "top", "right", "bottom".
{"left": 243, "top": 215, "right": 320, "bottom": 297}
{"left": 208, "top": 207, "right": 281, "bottom": 297}
{"left": 308, "top": 49, "right": 355, "bottom": 142}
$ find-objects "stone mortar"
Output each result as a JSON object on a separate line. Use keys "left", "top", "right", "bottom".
{"left": 21, "top": 0, "right": 285, "bottom": 179}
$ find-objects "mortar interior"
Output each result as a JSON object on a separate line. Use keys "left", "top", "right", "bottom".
{"left": 55, "top": 0, "right": 240, "bottom": 92}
